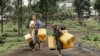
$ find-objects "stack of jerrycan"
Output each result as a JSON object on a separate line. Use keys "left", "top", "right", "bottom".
{"left": 38, "top": 28, "right": 46, "bottom": 42}
{"left": 48, "top": 35, "right": 56, "bottom": 50}
{"left": 24, "top": 33, "right": 33, "bottom": 43}
{"left": 60, "top": 30, "right": 75, "bottom": 49}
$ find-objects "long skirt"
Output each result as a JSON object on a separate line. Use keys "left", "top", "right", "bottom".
{"left": 29, "top": 29, "right": 41, "bottom": 49}
{"left": 54, "top": 35, "right": 63, "bottom": 50}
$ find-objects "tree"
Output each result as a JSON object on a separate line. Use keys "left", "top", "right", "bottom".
{"left": 0, "top": 0, "right": 6, "bottom": 32}
{"left": 73, "top": 0, "right": 90, "bottom": 25}
{"left": 0, "top": 0, "right": 12, "bottom": 32}
{"left": 26, "top": 0, "right": 32, "bottom": 28}
{"left": 17, "top": 0, "right": 23, "bottom": 37}
{"left": 94, "top": 0, "right": 100, "bottom": 23}
{"left": 32, "top": 0, "right": 59, "bottom": 26}
{"left": 59, "top": 4, "right": 75, "bottom": 19}
{"left": 9, "top": 0, "right": 18, "bottom": 23}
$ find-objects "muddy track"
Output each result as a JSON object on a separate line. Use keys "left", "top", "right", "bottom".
{"left": 8, "top": 41, "right": 100, "bottom": 56}
{"left": 8, "top": 46, "right": 99, "bottom": 56}
{"left": 7, "top": 32, "right": 100, "bottom": 56}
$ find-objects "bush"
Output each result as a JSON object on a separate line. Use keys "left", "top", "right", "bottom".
{"left": 1, "top": 32, "right": 17, "bottom": 37}
{"left": 13, "top": 28, "right": 18, "bottom": 32}
{"left": 93, "top": 26, "right": 100, "bottom": 31}
{"left": 1, "top": 33, "right": 9, "bottom": 37}
{"left": 84, "top": 20, "right": 100, "bottom": 31}
{"left": 82, "top": 33, "right": 100, "bottom": 42}
{"left": 62, "top": 19, "right": 87, "bottom": 32}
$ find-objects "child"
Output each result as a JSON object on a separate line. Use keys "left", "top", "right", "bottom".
{"left": 52, "top": 23, "right": 66, "bottom": 56}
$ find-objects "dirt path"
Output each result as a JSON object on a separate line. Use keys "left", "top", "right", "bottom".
{"left": 7, "top": 32, "right": 100, "bottom": 56}
{"left": 8, "top": 46, "right": 99, "bottom": 56}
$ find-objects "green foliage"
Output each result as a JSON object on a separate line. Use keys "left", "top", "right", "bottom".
{"left": 51, "top": 19, "right": 87, "bottom": 32}
{"left": 0, "top": 37, "right": 26, "bottom": 56}
{"left": 62, "top": 19, "right": 87, "bottom": 32}
{"left": 13, "top": 28, "right": 18, "bottom": 32}
{"left": 94, "top": 0, "right": 100, "bottom": 23}
{"left": 73, "top": 0, "right": 90, "bottom": 13}
{"left": 0, "top": 22, "right": 27, "bottom": 55}
{"left": 0, "top": 0, "right": 12, "bottom": 15}
{"left": 47, "top": 29, "right": 53, "bottom": 36}
{"left": 84, "top": 20, "right": 98, "bottom": 27}
{"left": 84, "top": 20, "right": 100, "bottom": 31}
{"left": 57, "top": 5, "right": 75, "bottom": 20}
{"left": 32, "top": 0, "right": 59, "bottom": 20}
{"left": 73, "top": 0, "right": 91, "bottom": 25}
{"left": 94, "top": 26, "right": 100, "bottom": 31}
{"left": 0, "top": 22, "right": 28, "bottom": 37}
{"left": 82, "top": 33, "right": 100, "bottom": 42}
{"left": 94, "top": 0, "right": 100, "bottom": 14}
{"left": 1, "top": 32, "right": 17, "bottom": 37}
{"left": 82, "top": 33, "right": 100, "bottom": 48}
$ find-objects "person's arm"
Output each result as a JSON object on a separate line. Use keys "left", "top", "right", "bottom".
{"left": 56, "top": 26, "right": 63, "bottom": 34}
{"left": 29, "top": 24, "right": 35, "bottom": 33}
{"left": 29, "top": 21, "right": 35, "bottom": 33}
{"left": 38, "top": 20, "right": 45, "bottom": 28}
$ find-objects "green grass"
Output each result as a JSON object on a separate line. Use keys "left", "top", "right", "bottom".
{"left": 57, "top": 19, "right": 87, "bottom": 32}
{"left": 46, "top": 19, "right": 87, "bottom": 35}
{"left": 0, "top": 37, "right": 26, "bottom": 56}
{"left": 47, "top": 29, "right": 53, "bottom": 36}
{"left": 84, "top": 20, "right": 100, "bottom": 31}
{"left": 82, "top": 33, "right": 100, "bottom": 42}
{"left": 0, "top": 22, "right": 28, "bottom": 56}
{"left": 0, "top": 22, "right": 28, "bottom": 37}
{"left": 82, "top": 33, "right": 100, "bottom": 48}
{"left": 0, "top": 19, "right": 100, "bottom": 56}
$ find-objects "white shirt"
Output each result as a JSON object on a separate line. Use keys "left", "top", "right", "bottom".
{"left": 29, "top": 20, "right": 35, "bottom": 28}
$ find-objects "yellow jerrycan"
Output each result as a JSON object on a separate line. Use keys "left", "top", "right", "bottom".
{"left": 63, "top": 40, "right": 74, "bottom": 49}
{"left": 48, "top": 36, "right": 56, "bottom": 50}
{"left": 24, "top": 33, "right": 33, "bottom": 43}
{"left": 60, "top": 30, "right": 75, "bottom": 45}
{"left": 38, "top": 28, "right": 46, "bottom": 42}
{"left": 61, "top": 30, "right": 68, "bottom": 34}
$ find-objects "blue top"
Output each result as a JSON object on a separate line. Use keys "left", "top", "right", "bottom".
{"left": 35, "top": 19, "right": 44, "bottom": 29}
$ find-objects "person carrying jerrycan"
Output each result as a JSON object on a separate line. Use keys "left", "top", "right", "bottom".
{"left": 52, "top": 23, "right": 66, "bottom": 56}
{"left": 29, "top": 14, "right": 45, "bottom": 51}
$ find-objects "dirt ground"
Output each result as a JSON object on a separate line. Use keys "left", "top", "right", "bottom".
{"left": 8, "top": 46, "right": 99, "bottom": 56}
{"left": 7, "top": 32, "right": 100, "bottom": 56}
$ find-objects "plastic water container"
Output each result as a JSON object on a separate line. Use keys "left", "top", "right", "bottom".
{"left": 60, "top": 30, "right": 75, "bottom": 45}
{"left": 38, "top": 28, "right": 46, "bottom": 41}
{"left": 48, "top": 36, "right": 56, "bottom": 50}
{"left": 61, "top": 30, "right": 68, "bottom": 34}
{"left": 24, "top": 33, "right": 32, "bottom": 43}
{"left": 63, "top": 40, "right": 73, "bottom": 49}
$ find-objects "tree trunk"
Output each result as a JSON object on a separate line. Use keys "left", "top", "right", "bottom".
{"left": 18, "top": 0, "right": 20, "bottom": 37}
{"left": 88, "top": 0, "right": 90, "bottom": 18}
{"left": 95, "top": 9, "right": 97, "bottom": 21}
{"left": 27, "top": 0, "right": 32, "bottom": 28}
{"left": 45, "top": 0, "right": 48, "bottom": 27}
{"left": 20, "top": 0, "right": 23, "bottom": 36}
{"left": 98, "top": 14, "right": 100, "bottom": 24}
{"left": 1, "top": 8, "right": 3, "bottom": 32}
{"left": 0, "top": 0, "right": 4, "bottom": 32}
{"left": 78, "top": 7, "right": 83, "bottom": 26}
{"left": 29, "top": 0, "right": 32, "bottom": 13}
{"left": 18, "top": 0, "right": 23, "bottom": 37}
